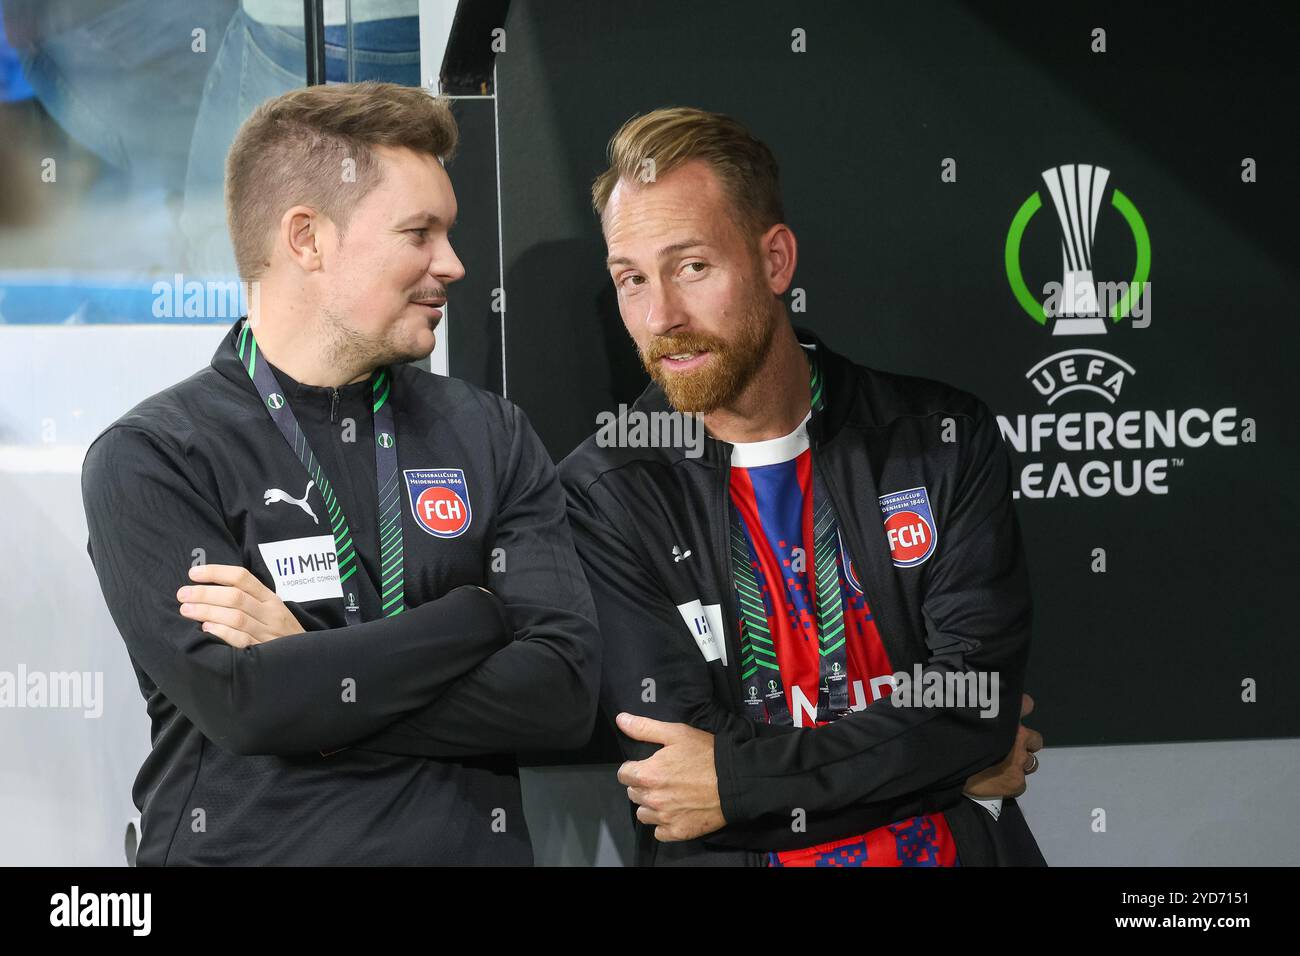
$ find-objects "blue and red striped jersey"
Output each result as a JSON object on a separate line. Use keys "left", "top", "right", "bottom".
{"left": 728, "top": 414, "right": 958, "bottom": 867}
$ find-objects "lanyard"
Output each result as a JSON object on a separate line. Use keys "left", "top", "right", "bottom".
{"left": 732, "top": 353, "right": 850, "bottom": 725}
{"left": 235, "top": 320, "right": 406, "bottom": 625}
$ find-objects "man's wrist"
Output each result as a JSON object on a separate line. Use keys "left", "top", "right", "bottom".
{"left": 711, "top": 729, "right": 746, "bottom": 826}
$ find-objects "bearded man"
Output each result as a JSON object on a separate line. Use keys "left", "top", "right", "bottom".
{"left": 559, "top": 107, "right": 1045, "bottom": 867}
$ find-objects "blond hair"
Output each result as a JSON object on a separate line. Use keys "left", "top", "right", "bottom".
{"left": 225, "top": 81, "right": 458, "bottom": 280}
{"left": 591, "top": 107, "right": 784, "bottom": 240}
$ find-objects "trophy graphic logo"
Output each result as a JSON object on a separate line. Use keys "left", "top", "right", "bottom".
{"left": 1042, "top": 164, "right": 1109, "bottom": 335}
{"left": 1005, "top": 163, "right": 1150, "bottom": 337}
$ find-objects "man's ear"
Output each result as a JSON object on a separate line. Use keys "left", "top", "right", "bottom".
{"left": 758, "top": 223, "right": 798, "bottom": 296}
{"left": 279, "top": 205, "right": 326, "bottom": 273}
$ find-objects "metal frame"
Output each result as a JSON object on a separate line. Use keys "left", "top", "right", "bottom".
{"left": 302, "top": 0, "right": 328, "bottom": 85}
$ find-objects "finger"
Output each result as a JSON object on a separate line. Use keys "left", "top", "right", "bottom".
{"left": 654, "top": 825, "right": 684, "bottom": 843}
{"left": 1008, "top": 766, "right": 1027, "bottom": 794}
{"left": 180, "top": 602, "right": 261, "bottom": 640}
{"left": 188, "top": 564, "right": 276, "bottom": 602}
{"left": 626, "top": 786, "right": 658, "bottom": 809}
{"left": 177, "top": 584, "right": 241, "bottom": 609}
{"left": 1012, "top": 774, "right": 1028, "bottom": 797}
{"left": 236, "top": 567, "right": 278, "bottom": 602}
{"left": 1020, "top": 693, "right": 1035, "bottom": 719}
{"left": 186, "top": 564, "right": 247, "bottom": 587}
{"left": 1023, "top": 753, "right": 1040, "bottom": 774}
{"left": 199, "top": 620, "right": 253, "bottom": 649}
{"left": 636, "top": 805, "right": 667, "bottom": 826}
{"left": 1024, "top": 728, "right": 1044, "bottom": 753}
{"left": 1010, "top": 724, "right": 1031, "bottom": 758}
{"left": 177, "top": 585, "right": 269, "bottom": 626}
{"left": 615, "top": 712, "right": 677, "bottom": 745}
{"left": 616, "top": 760, "right": 647, "bottom": 788}
{"left": 182, "top": 585, "right": 280, "bottom": 631}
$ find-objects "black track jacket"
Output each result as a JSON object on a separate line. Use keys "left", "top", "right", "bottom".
{"left": 559, "top": 329, "right": 1045, "bottom": 866}
{"left": 81, "top": 317, "right": 600, "bottom": 865}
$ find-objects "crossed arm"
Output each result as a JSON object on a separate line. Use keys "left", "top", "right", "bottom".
{"left": 562, "top": 402, "right": 1042, "bottom": 847}
{"left": 81, "top": 409, "right": 600, "bottom": 759}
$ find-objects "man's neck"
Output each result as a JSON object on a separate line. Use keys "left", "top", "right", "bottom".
{"left": 246, "top": 302, "right": 370, "bottom": 387}
{"left": 701, "top": 321, "right": 810, "bottom": 445}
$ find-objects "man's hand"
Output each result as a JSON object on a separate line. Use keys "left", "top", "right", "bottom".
{"left": 616, "top": 713, "right": 727, "bottom": 842}
{"left": 177, "top": 564, "right": 305, "bottom": 649}
{"left": 962, "top": 693, "right": 1043, "bottom": 799}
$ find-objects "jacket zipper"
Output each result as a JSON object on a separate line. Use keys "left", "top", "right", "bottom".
{"left": 326, "top": 385, "right": 365, "bottom": 617}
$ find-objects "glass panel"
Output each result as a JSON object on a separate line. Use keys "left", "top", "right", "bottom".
{"left": 0, "top": 0, "right": 301, "bottom": 866}
{"left": 0, "top": 0, "right": 424, "bottom": 864}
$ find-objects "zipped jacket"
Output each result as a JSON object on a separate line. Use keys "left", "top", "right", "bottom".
{"left": 559, "top": 329, "right": 1044, "bottom": 866}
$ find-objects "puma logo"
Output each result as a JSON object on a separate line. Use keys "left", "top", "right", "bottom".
{"left": 264, "top": 480, "right": 318, "bottom": 524}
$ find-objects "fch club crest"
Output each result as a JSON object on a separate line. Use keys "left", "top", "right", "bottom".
{"left": 878, "top": 486, "right": 938, "bottom": 568}
{"left": 405, "top": 468, "right": 472, "bottom": 538}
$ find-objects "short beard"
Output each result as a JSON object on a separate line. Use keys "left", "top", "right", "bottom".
{"left": 319, "top": 304, "right": 424, "bottom": 377}
{"left": 639, "top": 284, "right": 777, "bottom": 415}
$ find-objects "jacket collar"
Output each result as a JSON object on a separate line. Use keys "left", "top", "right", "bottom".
{"left": 210, "top": 316, "right": 375, "bottom": 409}
{"left": 211, "top": 317, "right": 257, "bottom": 394}
{"left": 629, "top": 325, "right": 857, "bottom": 466}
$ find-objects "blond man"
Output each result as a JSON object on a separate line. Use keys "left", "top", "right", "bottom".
{"left": 561, "top": 108, "right": 1044, "bottom": 866}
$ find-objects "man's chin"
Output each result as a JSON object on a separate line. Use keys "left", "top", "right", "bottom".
{"left": 655, "top": 371, "right": 730, "bottom": 415}
{"left": 375, "top": 331, "right": 435, "bottom": 370}
{"left": 408, "top": 323, "right": 439, "bottom": 358}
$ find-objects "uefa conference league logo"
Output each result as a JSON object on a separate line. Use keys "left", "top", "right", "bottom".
{"left": 1006, "top": 163, "right": 1151, "bottom": 340}
{"left": 998, "top": 164, "right": 1250, "bottom": 499}
{"left": 1005, "top": 164, "right": 1150, "bottom": 407}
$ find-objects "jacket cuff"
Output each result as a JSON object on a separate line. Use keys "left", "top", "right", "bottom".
{"left": 964, "top": 795, "right": 1003, "bottom": 820}
{"left": 713, "top": 730, "right": 750, "bottom": 825}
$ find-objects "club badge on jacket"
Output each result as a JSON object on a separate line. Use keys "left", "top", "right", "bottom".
{"left": 878, "top": 486, "right": 938, "bottom": 568}
{"left": 405, "top": 468, "right": 473, "bottom": 538}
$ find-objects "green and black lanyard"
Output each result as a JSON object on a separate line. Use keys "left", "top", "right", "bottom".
{"left": 235, "top": 320, "right": 406, "bottom": 625}
{"left": 732, "top": 354, "right": 850, "bottom": 725}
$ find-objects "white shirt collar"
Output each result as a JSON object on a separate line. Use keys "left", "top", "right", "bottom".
{"left": 728, "top": 412, "right": 812, "bottom": 468}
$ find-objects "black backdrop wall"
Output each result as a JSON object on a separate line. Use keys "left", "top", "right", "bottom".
{"left": 445, "top": 0, "right": 1298, "bottom": 748}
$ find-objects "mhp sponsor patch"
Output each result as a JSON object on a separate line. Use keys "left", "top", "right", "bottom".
{"left": 878, "top": 486, "right": 938, "bottom": 568}
{"left": 405, "top": 468, "right": 472, "bottom": 538}
{"left": 257, "top": 534, "right": 344, "bottom": 602}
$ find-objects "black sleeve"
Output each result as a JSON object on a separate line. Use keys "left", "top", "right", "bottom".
{"left": 713, "top": 401, "right": 1031, "bottom": 825}
{"left": 80, "top": 425, "right": 513, "bottom": 757}
{"left": 561, "top": 466, "right": 967, "bottom": 851}
{"left": 350, "top": 403, "right": 601, "bottom": 758}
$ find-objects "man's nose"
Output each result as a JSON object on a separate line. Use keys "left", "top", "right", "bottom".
{"left": 434, "top": 238, "right": 466, "bottom": 285}
{"left": 642, "top": 280, "right": 688, "bottom": 336}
